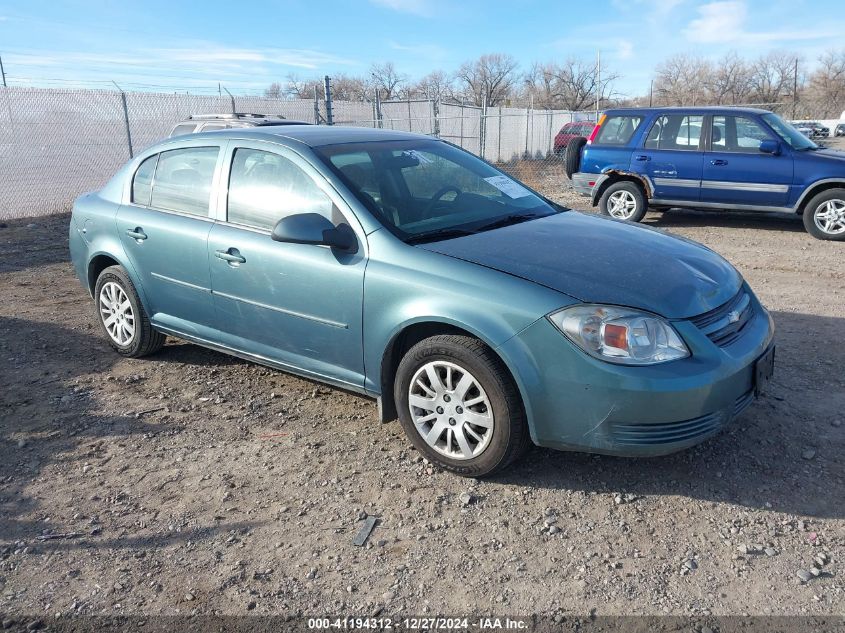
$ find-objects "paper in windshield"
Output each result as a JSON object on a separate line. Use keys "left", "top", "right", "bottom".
{"left": 484, "top": 175, "right": 532, "bottom": 199}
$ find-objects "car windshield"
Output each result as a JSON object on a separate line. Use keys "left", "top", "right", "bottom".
{"left": 762, "top": 113, "right": 818, "bottom": 150}
{"left": 315, "top": 139, "right": 560, "bottom": 242}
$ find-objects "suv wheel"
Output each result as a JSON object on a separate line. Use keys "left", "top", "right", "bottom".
{"left": 803, "top": 188, "right": 845, "bottom": 241}
{"left": 394, "top": 335, "right": 529, "bottom": 477}
{"left": 94, "top": 265, "right": 165, "bottom": 357}
{"left": 599, "top": 181, "right": 647, "bottom": 222}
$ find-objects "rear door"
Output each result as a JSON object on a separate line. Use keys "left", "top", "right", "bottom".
{"left": 634, "top": 113, "right": 704, "bottom": 202}
{"left": 116, "top": 143, "right": 223, "bottom": 332}
{"left": 700, "top": 114, "right": 792, "bottom": 207}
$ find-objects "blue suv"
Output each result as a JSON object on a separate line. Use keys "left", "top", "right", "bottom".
{"left": 569, "top": 107, "right": 845, "bottom": 240}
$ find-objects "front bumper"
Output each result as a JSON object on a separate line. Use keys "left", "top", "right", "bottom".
{"left": 570, "top": 172, "right": 606, "bottom": 199}
{"left": 497, "top": 289, "right": 775, "bottom": 457}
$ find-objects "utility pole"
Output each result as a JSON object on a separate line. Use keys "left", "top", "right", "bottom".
{"left": 792, "top": 57, "right": 799, "bottom": 120}
{"left": 596, "top": 49, "right": 601, "bottom": 121}
{"left": 0, "top": 55, "right": 7, "bottom": 88}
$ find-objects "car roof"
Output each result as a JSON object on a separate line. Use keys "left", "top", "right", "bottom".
{"left": 178, "top": 125, "right": 432, "bottom": 148}
{"left": 603, "top": 106, "right": 772, "bottom": 116}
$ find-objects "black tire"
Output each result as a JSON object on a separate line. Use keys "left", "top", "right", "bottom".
{"left": 94, "top": 265, "right": 165, "bottom": 357}
{"left": 564, "top": 136, "right": 587, "bottom": 179}
{"left": 802, "top": 188, "right": 845, "bottom": 241}
{"left": 394, "top": 335, "right": 530, "bottom": 478}
{"left": 598, "top": 180, "right": 648, "bottom": 223}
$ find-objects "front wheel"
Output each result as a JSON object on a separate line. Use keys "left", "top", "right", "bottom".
{"left": 803, "top": 189, "right": 845, "bottom": 241}
{"left": 598, "top": 181, "right": 648, "bottom": 222}
{"left": 394, "top": 335, "right": 529, "bottom": 477}
{"left": 94, "top": 265, "right": 165, "bottom": 357}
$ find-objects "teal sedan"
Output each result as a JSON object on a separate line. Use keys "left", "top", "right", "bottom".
{"left": 69, "top": 126, "right": 775, "bottom": 477}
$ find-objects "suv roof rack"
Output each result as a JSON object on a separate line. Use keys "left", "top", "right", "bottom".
{"left": 187, "top": 113, "right": 287, "bottom": 121}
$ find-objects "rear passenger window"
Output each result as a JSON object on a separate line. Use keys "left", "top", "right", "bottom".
{"left": 594, "top": 116, "right": 643, "bottom": 146}
{"left": 645, "top": 115, "right": 704, "bottom": 150}
{"left": 131, "top": 154, "right": 158, "bottom": 206}
{"left": 227, "top": 148, "right": 333, "bottom": 230}
{"left": 149, "top": 147, "right": 219, "bottom": 217}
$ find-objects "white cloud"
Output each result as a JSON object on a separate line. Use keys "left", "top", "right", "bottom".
{"left": 684, "top": 1, "right": 843, "bottom": 43}
{"left": 370, "top": 0, "right": 434, "bottom": 17}
{"left": 388, "top": 40, "right": 447, "bottom": 59}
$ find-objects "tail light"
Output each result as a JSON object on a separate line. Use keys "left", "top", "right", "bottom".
{"left": 587, "top": 114, "right": 605, "bottom": 144}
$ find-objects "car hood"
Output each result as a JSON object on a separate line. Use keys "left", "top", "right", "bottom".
{"left": 810, "top": 148, "right": 845, "bottom": 162}
{"left": 419, "top": 212, "right": 742, "bottom": 319}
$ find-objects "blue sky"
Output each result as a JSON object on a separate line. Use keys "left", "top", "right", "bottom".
{"left": 0, "top": 0, "right": 841, "bottom": 96}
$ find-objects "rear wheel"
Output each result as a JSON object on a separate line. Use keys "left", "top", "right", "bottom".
{"left": 394, "top": 335, "right": 529, "bottom": 477}
{"left": 564, "top": 137, "right": 586, "bottom": 179}
{"left": 599, "top": 181, "right": 647, "bottom": 222}
{"left": 803, "top": 188, "right": 845, "bottom": 241}
{"left": 94, "top": 265, "right": 165, "bottom": 357}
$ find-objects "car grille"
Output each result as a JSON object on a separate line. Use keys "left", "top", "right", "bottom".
{"left": 690, "top": 289, "right": 754, "bottom": 347}
{"left": 610, "top": 389, "right": 754, "bottom": 446}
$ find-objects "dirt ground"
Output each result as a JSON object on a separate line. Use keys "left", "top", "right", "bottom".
{"left": 0, "top": 183, "right": 843, "bottom": 626}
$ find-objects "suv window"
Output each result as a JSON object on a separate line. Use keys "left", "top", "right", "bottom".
{"left": 645, "top": 114, "right": 704, "bottom": 150}
{"left": 131, "top": 154, "right": 158, "bottom": 206}
{"left": 712, "top": 115, "right": 771, "bottom": 153}
{"left": 594, "top": 115, "right": 643, "bottom": 146}
{"left": 227, "top": 148, "right": 333, "bottom": 231}
{"left": 149, "top": 147, "right": 219, "bottom": 217}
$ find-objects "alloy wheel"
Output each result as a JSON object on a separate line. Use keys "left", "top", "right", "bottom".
{"left": 99, "top": 281, "right": 135, "bottom": 345}
{"left": 607, "top": 190, "right": 638, "bottom": 219}
{"left": 814, "top": 199, "right": 845, "bottom": 235}
{"left": 407, "top": 361, "right": 494, "bottom": 460}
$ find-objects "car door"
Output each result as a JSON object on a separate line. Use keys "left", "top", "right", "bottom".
{"left": 207, "top": 141, "right": 367, "bottom": 389}
{"left": 700, "top": 114, "right": 793, "bottom": 208}
{"left": 116, "top": 143, "right": 223, "bottom": 333}
{"left": 635, "top": 113, "right": 704, "bottom": 202}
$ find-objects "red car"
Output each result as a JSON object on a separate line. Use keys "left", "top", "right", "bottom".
{"left": 554, "top": 121, "right": 596, "bottom": 153}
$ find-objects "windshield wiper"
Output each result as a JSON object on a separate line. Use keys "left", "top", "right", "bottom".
{"left": 474, "top": 212, "right": 545, "bottom": 233}
{"left": 405, "top": 227, "right": 477, "bottom": 244}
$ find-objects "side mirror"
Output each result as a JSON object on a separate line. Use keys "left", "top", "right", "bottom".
{"left": 759, "top": 139, "right": 780, "bottom": 155}
{"left": 271, "top": 213, "right": 357, "bottom": 253}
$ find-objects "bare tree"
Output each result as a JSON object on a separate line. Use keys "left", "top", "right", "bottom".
{"left": 455, "top": 53, "right": 520, "bottom": 107}
{"left": 705, "top": 51, "right": 752, "bottom": 105}
{"left": 805, "top": 49, "right": 845, "bottom": 117}
{"left": 748, "top": 51, "right": 800, "bottom": 105}
{"left": 370, "top": 62, "right": 406, "bottom": 100}
{"left": 283, "top": 74, "right": 323, "bottom": 99}
{"left": 527, "top": 58, "right": 619, "bottom": 110}
{"left": 264, "top": 82, "right": 284, "bottom": 99}
{"left": 653, "top": 53, "right": 711, "bottom": 105}
{"left": 411, "top": 70, "right": 455, "bottom": 102}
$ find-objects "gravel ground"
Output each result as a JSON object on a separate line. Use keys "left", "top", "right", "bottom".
{"left": 0, "top": 186, "right": 843, "bottom": 624}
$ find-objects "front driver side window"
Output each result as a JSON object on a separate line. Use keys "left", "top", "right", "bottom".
{"left": 227, "top": 148, "right": 333, "bottom": 231}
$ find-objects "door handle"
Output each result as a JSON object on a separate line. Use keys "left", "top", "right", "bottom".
{"left": 634, "top": 155, "right": 650, "bottom": 161}
{"left": 215, "top": 249, "right": 246, "bottom": 265}
{"left": 710, "top": 159, "right": 728, "bottom": 166}
{"left": 126, "top": 227, "right": 147, "bottom": 241}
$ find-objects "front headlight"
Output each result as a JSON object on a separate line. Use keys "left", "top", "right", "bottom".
{"left": 548, "top": 305, "right": 689, "bottom": 365}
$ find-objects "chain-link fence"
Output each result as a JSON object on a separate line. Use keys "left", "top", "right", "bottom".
{"left": 0, "top": 86, "right": 594, "bottom": 219}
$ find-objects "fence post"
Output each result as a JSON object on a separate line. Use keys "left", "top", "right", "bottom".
{"left": 480, "top": 94, "right": 487, "bottom": 159}
{"left": 112, "top": 82, "right": 133, "bottom": 159}
{"left": 407, "top": 97, "right": 412, "bottom": 132}
{"left": 314, "top": 86, "right": 321, "bottom": 124}
{"left": 222, "top": 86, "right": 236, "bottom": 113}
{"left": 323, "top": 76, "right": 333, "bottom": 125}
{"left": 497, "top": 106, "right": 502, "bottom": 163}
{"left": 375, "top": 90, "right": 383, "bottom": 129}
{"left": 459, "top": 101, "right": 465, "bottom": 148}
{"left": 433, "top": 99, "right": 440, "bottom": 137}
